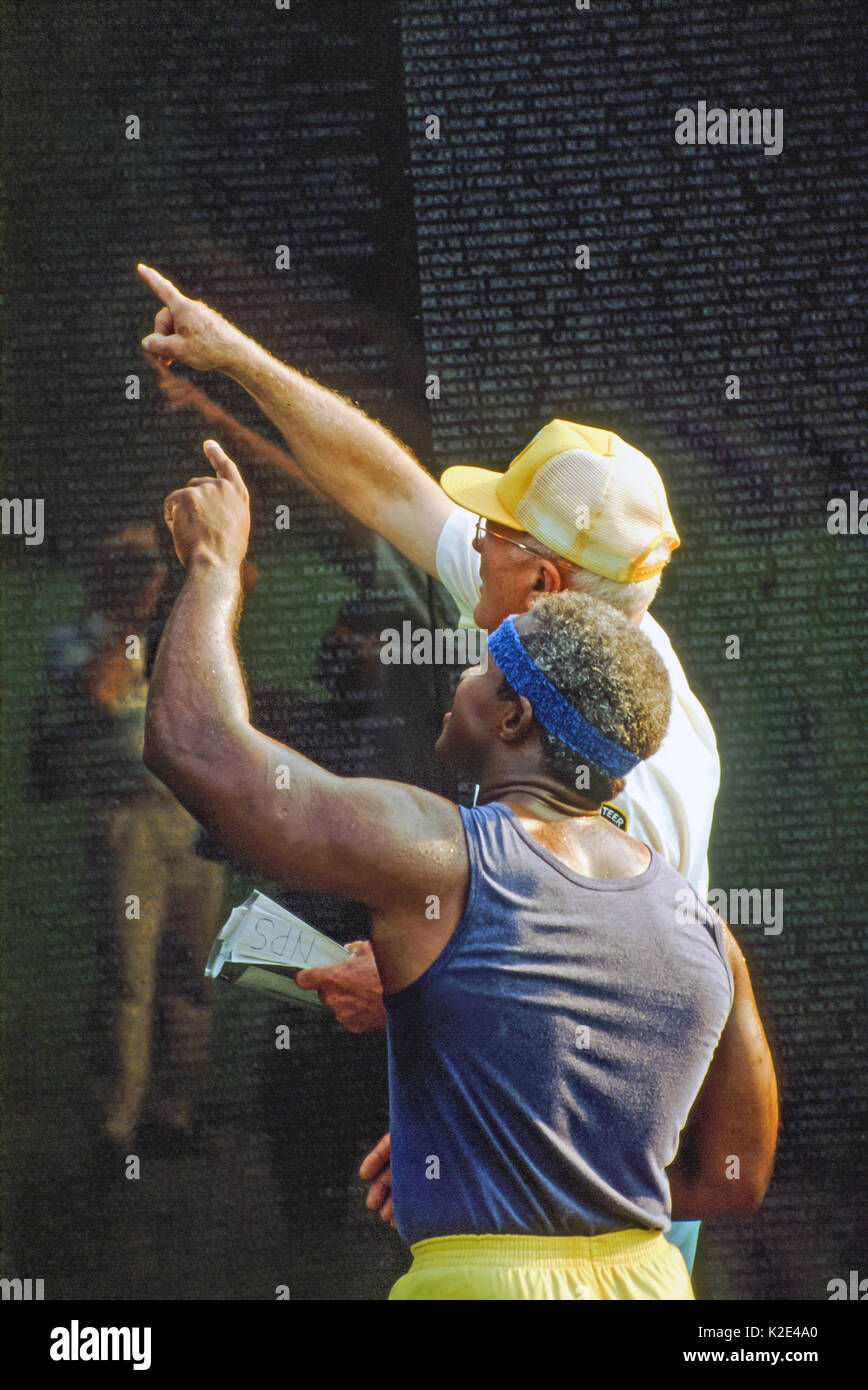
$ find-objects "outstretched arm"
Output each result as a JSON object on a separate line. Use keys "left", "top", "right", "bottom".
{"left": 668, "top": 926, "right": 778, "bottom": 1219}
{"left": 137, "top": 265, "right": 456, "bottom": 576}
{"left": 143, "top": 440, "right": 464, "bottom": 926}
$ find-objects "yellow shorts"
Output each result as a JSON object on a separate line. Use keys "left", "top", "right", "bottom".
{"left": 389, "top": 1229, "right": 694, "bottom": 1301}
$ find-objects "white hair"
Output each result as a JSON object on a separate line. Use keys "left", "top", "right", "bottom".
{"left": 527, "top": 538, "right": 671, "bottom": 619}
{"left": 564, "top": 561, "right": 663, "bottom": 619}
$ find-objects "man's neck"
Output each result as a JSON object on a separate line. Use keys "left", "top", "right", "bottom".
{"left": 475, "top": 780, "right": 651, "bottom": 880}
{"left": 477, "top": 778, "right": 601, "bottom": 820}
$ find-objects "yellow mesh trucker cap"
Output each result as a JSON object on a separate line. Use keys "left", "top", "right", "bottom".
{"left": 439, "top": 420, "right": 680, "bottom": 582}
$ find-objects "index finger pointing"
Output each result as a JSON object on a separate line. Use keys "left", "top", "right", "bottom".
{"left": 203, "top": 438, "right": 246, "bottom": 490}
{"left": 137, "top": 263, "right": 183, "bottom": 307}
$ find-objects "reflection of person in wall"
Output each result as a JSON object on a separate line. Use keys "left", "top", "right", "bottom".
{"left": 32, "top": 525, "right": 225, "bottom": 1157}
{"left": 143, "top": 440, "right": 777, "bottom": 1300}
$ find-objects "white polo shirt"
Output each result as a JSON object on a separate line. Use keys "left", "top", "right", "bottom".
{"left": 435, "top": 507, "right": 719, "bottom": 899}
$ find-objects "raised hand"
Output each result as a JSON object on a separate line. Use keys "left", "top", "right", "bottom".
{"left": 138, "top": 264, "right": 240, "bottom": 373}
{"left": 162, "top": 440, "right": 250, "bottom": 571}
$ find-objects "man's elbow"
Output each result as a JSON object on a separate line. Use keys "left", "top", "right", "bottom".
{"left": 727, "top": 1169, "right": 773, "bottom": 1215}
{"left": 671, "top": 1163, "right": 774, "bottom": 1220}
{"left": 670, "top": 1123, "right": 777, "bottom": 1219}
{"left": 717, "top": 1138, "right": 778, "bottom": 1215}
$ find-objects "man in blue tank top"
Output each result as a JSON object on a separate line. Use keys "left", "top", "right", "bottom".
{"left": 144, "top": 440, "right": 778, "bottom": 1298}
{"left": 139, "top": 267, "right": 722, "bottom": 1277}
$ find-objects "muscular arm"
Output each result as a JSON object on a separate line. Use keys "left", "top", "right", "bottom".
{"left": 138, "top": 265, "right": 456, "bottom": 576}
{"left": 668, "top": 926, "right": 778, "bottom": 1219}
{"left": 143, "top": 442, "right": 464, "bottom": 938}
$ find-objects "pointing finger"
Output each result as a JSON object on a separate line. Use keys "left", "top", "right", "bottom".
{"left": 137, "top": 263, "right": 184, "bottom": 307}
{"left": 203, "top": 438, "right": 246, "bottom": 491}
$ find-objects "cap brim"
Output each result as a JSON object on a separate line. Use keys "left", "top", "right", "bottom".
{"left": 439, "top": 465, "right": 520, "bottom": 529}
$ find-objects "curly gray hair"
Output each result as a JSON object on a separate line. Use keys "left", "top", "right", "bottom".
{"left": 497, "top": 591, "right": 672, "bottom": 802}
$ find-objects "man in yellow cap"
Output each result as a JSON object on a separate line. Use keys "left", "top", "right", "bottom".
{"left": 137, "top": 266, "right": 725, "bottom": 1275}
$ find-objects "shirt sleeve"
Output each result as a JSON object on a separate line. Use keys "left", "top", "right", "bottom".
{"left": 434, "top": 507, "right": 482, "bottom": 630}
{"left": 608, "top": 614, "right": 720, "bottom": 900}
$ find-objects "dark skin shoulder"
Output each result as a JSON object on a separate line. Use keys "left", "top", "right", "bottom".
{"left": 496, "top": 786, "right": 652, "bottom": 879}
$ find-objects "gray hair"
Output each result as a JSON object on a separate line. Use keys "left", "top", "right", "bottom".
{"left": 524, "top": 537, "right": 670, "bottom": 619}
{"left": 496, "top": 591, "right": 672, "bottom": 803}
{"left": 563, "top": 554, "right": 667, "bottom": 618}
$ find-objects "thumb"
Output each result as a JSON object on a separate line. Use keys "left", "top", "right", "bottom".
{"left": 142, "top": 331, "right": 180, "bottom": 357}
{"left": 294, "top": 967, "right": 323, "bottom": 990}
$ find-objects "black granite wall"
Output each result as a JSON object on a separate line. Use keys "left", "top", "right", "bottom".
{"left": 2, "top": 0, "right": 865, "bottom": 1303}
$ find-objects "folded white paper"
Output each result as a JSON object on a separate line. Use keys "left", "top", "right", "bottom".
{"left": 205, "top": 891, "right": 350, "bottom": 1006}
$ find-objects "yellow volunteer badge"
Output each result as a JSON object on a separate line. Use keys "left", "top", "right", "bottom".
{"left": 600, "top": 803, "right": 628, "bottom": 832}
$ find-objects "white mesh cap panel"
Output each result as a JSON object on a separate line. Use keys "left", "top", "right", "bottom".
{"left": 510, "top": 450, "right": 607, "bottom": 559}
{"left": 511, "top": 448, "right": 669, "bottom": 579}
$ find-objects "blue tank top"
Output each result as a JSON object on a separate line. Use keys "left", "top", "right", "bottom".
{"left": 385, "top": 801, "right": 733, "bottom": 1245}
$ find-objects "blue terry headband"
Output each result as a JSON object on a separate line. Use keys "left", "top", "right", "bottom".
{"left": 486, "top": 616, "right": 641, "bottom": 778}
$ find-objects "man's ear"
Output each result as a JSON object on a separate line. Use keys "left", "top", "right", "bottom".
{"left": 500, "top": 694, "right": 535, "bottom": 744}
{"left": 532, "top": 559, "right": 564, "bottom": 594}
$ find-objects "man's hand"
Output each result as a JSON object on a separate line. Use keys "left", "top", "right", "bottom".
{"left": 295, "top": 939, "right": 387, "bottom": 1033}
{"left": 163, "top": 440, "right": 250, "bottom": 571}
{"left": 138, "top": 264, "right": 241, "bottom": 372}
{"left": 138, "top": 263, "right": 455, "bottom": 578}
{"left": 359, "top": 1132, "right": 395, "bottom": 1227}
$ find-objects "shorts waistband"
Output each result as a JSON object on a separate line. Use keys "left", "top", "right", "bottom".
{"left": 408, "top": 1230, "right": 669, "bottom": 1270}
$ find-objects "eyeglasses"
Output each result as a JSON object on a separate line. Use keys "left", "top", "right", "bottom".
{"left": 472, "top": 518, "right": 580, "bottom": 570}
